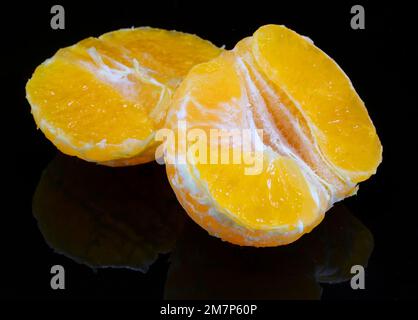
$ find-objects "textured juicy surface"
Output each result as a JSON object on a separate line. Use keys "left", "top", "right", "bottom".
{"left": 26, "top": 27, "right": 221, "bottom": 164}
{"left": 165, "top": 25, "right": 382, "bottom": 247}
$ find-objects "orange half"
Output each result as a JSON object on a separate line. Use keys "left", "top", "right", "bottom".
{"left": 165, "top": 25, "right": 382, "bottom": 246}
{"left": 26, "top": 27, "right": 221, "bottom": 165}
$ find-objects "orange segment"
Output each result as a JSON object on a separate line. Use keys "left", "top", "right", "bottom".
{"left": 166, "top": 51, "right": 245, "bottom": 134}
{"left": 193, "top": 152, "right": 319, "bottom": 230}
{"left": 252, "top": 25, "right": 382, "bottom": 182}
{"left": 26, "top": 27, "right": 221, "bottom": 164}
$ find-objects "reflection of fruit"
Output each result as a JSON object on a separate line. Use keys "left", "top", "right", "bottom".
{"left": 166, "top": 25, "right": 382, "bottom": 246}
{"left": 26, "top": 28, "right": 221, "bottom": 165}
{"left": 312, "top": 205, "right": 374, "bottom": 283}
{"left": 164, "top": 204, "right": 373, "bottom": 299}
{"left": 32, "top": 154, "right": 186, "bottom": 272}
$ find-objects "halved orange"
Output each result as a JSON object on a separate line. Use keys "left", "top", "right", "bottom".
{"left": 165, "top": 25, "right": 382, "bottom": 246}
{"left": 26, "top": 27, "right": 221, "bottom": 165}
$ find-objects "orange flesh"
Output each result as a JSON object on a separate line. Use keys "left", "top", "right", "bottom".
{"left": 194, "top": 154, "right": 318, "bottom": 230}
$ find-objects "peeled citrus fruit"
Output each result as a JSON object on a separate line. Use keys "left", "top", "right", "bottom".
{"left": 165, "top": 25, "right": 382, "bottom": 246}
{"left": 26, "top": 27, "right": 221, "bottom": 165}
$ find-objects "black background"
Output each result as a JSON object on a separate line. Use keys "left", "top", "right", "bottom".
{"left": 0, "top": 0, "right": 417, "bottom": 302}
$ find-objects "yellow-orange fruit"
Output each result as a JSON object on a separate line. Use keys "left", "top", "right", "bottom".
{"left": 165, "top": 25, "right": 382, "bottom": 247}
{"left": 26, "top": 27, "right": 221, "bottom": 165}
